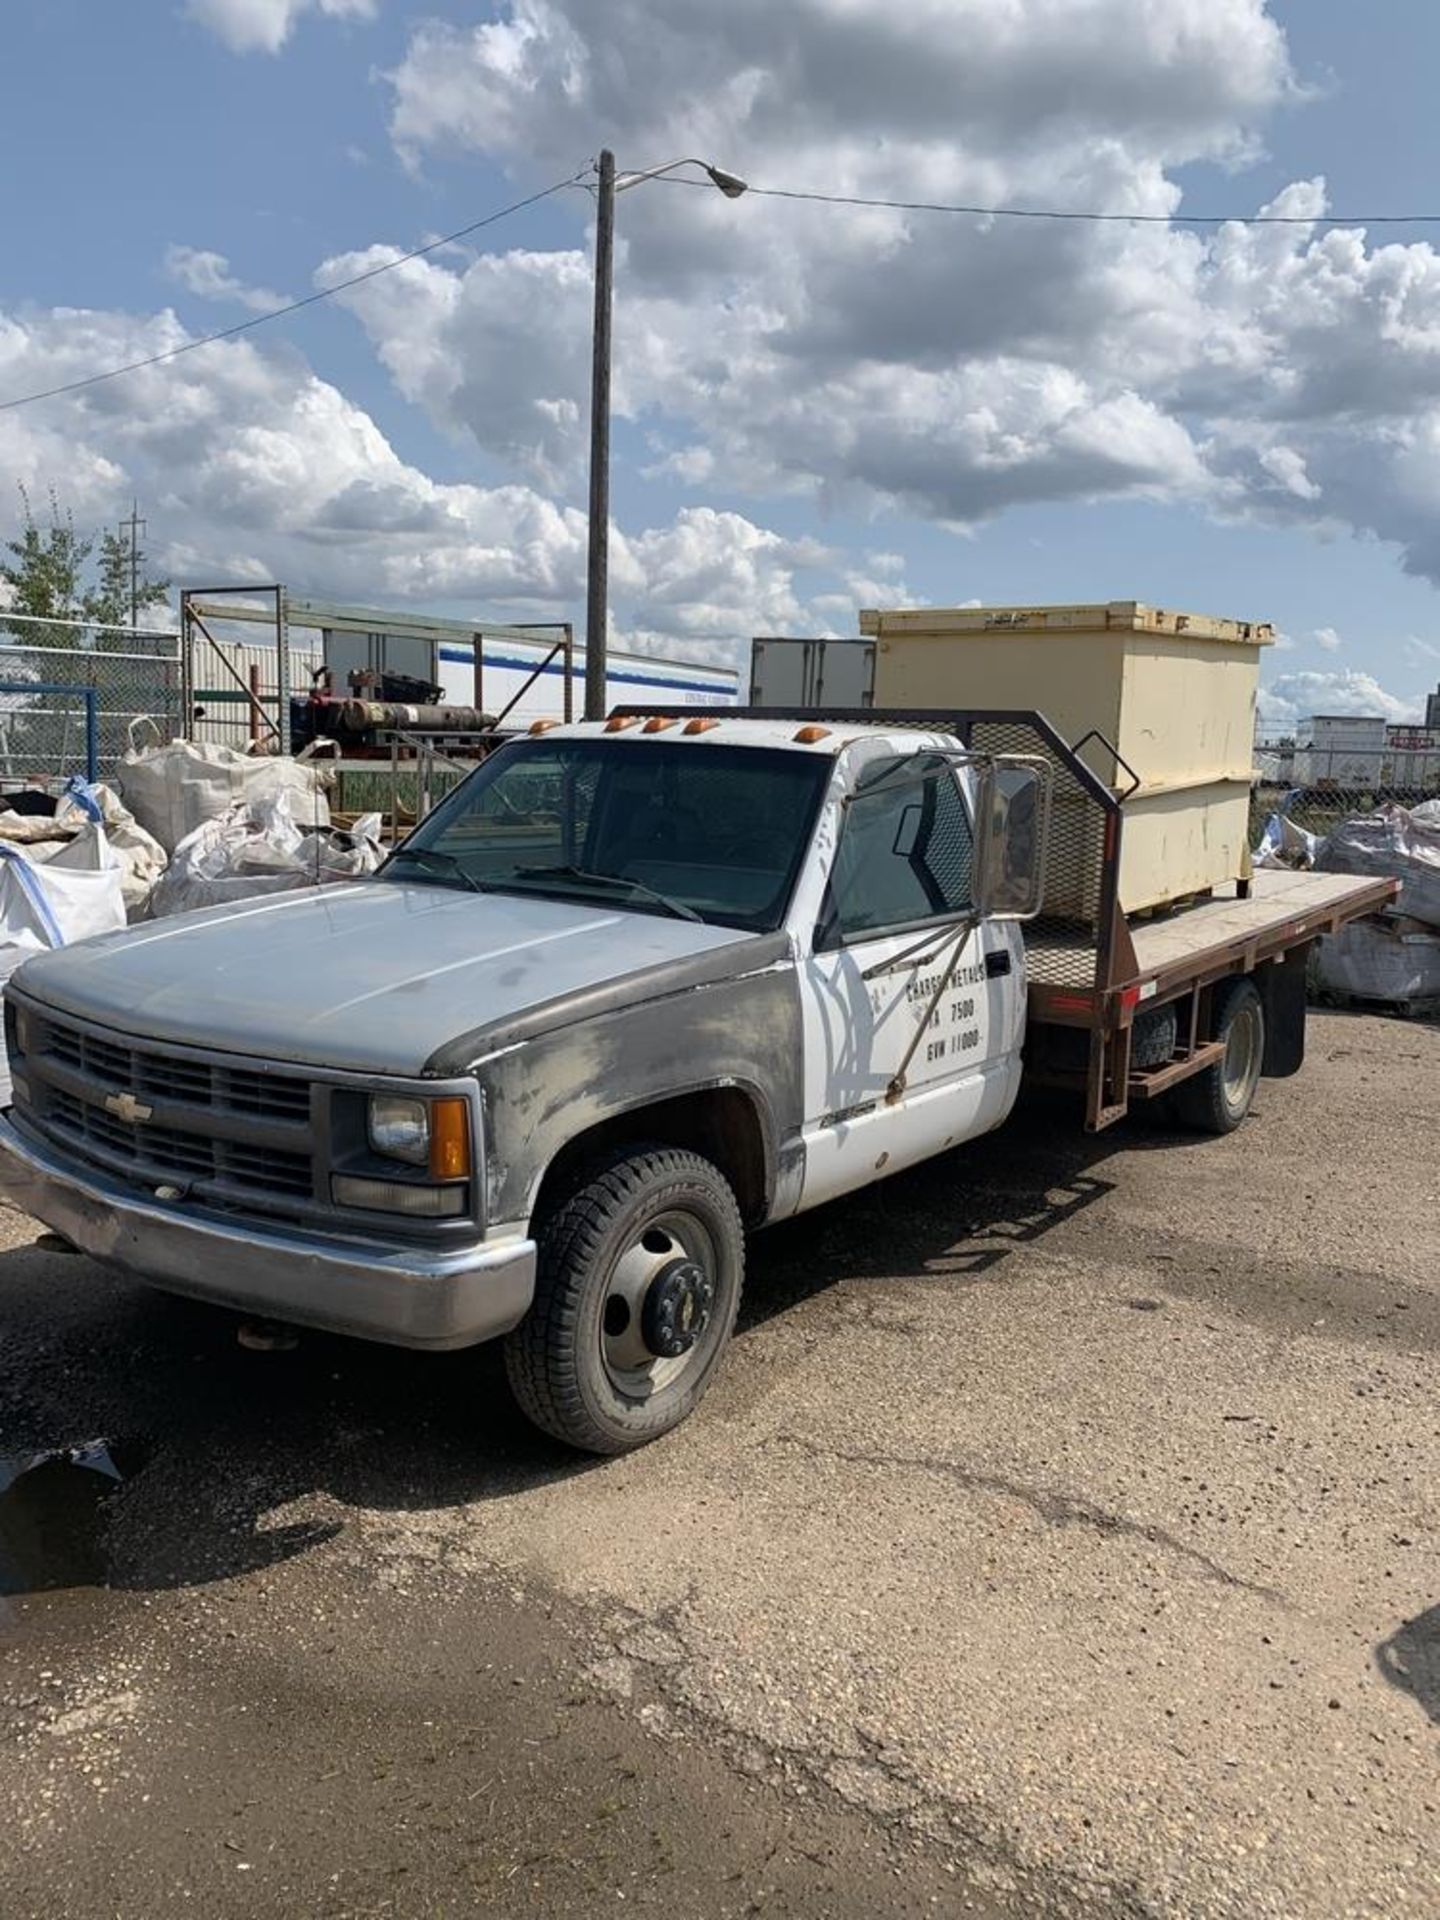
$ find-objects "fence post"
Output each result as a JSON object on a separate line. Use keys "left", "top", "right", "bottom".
{"left": 275, "top": 585, "right": 292, "bottom": 754}
{"left": 180, "top": 589, "right": 194, "bottom": 730}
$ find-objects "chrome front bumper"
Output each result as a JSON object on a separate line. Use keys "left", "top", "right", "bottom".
{"left": 0, "top": 1113, "right": 535, "bottom": 1350}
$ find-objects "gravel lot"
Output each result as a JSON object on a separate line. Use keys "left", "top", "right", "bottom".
{"left": 1, "top": 1008, "right": 1437, "bottom": 1918}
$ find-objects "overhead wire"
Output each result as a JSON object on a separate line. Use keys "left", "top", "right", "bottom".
{"left": 0, "top": 166, "right": 592, "bottom": 414}
{"left": 6, "top": 158, "right": 1437, "bottom": 414}
{"left": 653, "top": 170, "right": 1440, "bottom": 225}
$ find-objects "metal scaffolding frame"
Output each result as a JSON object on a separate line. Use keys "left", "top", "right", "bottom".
{"left": 179, "top": 587, "right": 578, "bottom": 752}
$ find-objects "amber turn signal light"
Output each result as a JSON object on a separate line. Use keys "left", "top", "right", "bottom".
{"left": 429, "top": 1098, "right": 471, "bottom": 1180}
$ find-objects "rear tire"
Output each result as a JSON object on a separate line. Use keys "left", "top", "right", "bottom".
{"left": 1130, "top": 1002, "right": 1178, "bottom": 1070}
{"left": 1172, "top": 978, "right": 1265, "bottom": 1135}
{"left": 504, "top": 1145, "right": 744, "bottom": 1454}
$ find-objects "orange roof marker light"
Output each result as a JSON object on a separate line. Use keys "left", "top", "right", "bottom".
{"left": 605, "top": 714, "right": 641, "bottom": 732}
{"left": 642, "top": 715, "right": 677, "bottom": 733}
{"left": 793, "top": 725, "right": 832, "bottom": 744}
{"left": 528, "top": 718, "right": 562, "bottom": 735}
{"left": 683, "top": 717, "right": 721, "bottom": 735}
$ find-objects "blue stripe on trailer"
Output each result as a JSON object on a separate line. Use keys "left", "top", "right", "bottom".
{"left": 437, "top": 646, "right": 735, "bottom": 699}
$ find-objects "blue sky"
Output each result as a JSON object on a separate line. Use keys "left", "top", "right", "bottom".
{"left": 4, "top": 1, "right": 1440, "bottom": 728}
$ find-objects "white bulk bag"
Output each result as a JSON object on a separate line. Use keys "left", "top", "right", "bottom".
{"left": 113, "top": 724, "right": 334, "bottom": 853}
{"left": 0, "top": 827, "right": 125, "bottom": 1107}
{"left": 0, "top": 825, "right": 127, "bottom": 956}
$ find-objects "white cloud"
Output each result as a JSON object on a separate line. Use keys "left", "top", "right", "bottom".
{"left": 363, "top": 1, "right": 1440, "bottom": 587}
{"left": 374, "top": 0, "right": 1289, "bottom": 528}
{"left": 187, "top": 0, "right": 375, "bottom": 56}
{"left": 165, "top": 246, "right": 288, "bottom": 314}
{"left": 0, "top": 304, "right": 850, "bottom": 669}
{"left": 1257, "top": 669, "right": 1420, "bottom": 730}
{"left": 1313, "top": 626, "right": 1342, "bottom": 653}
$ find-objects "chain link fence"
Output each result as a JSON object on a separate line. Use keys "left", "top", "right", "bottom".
{"left": 0, "top": 614, "right": 182, "bottom": 786}
{"left": 1251, "top": 738, "right": 1440, "bottom": 847}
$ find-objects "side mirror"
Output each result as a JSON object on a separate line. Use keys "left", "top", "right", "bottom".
{"left": 974, "top": 758, "right": 1051, "bottom": 920}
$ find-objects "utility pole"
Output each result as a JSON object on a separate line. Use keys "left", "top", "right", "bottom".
{"left": 581, "top": 153, "right": 745, "bottom": 722}
{"left": 121, "top": 500, "right": 147, "bottom": 637}
{"left": 584, "top": 148, "right": 616, "bottom": 722}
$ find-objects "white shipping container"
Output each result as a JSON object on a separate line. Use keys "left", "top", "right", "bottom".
{"left": 1293, "top": 746, "right": 1384, "bottom": 786}
{"left": 433, "top": 640, "right": 737, "bottom": 722}
{"left": 749, "top": 637, "right": 875, "bottom": 709}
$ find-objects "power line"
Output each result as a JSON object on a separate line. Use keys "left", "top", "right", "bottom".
{"left": 0, "top": 167, "right": 590, "bottom": 415}
{"left": 660, "top": 171, "right": 1440, "bottom": 226}
{"left": 8, "top": 158, "right": 1436, "bottom": 419}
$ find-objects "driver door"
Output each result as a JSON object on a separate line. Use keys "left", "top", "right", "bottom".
{"left": 797, "top": 752, "right": 1023, "bottom": 1210}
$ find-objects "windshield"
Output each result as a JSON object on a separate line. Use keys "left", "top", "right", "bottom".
{"left": 378, "top": 736, "right": 831, "bottom": 932}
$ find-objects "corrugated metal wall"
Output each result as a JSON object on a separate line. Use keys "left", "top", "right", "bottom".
{"left": 190, "top": 641, "right": 322, "bottom": 749}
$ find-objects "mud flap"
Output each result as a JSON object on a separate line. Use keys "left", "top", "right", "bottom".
{"left": 1259, "top": 944, "right": 1309, "bottom": 1078}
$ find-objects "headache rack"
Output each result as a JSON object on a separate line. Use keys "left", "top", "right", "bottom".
{"left": 613, "top": 704, "right": 1395, "bottom": 1132}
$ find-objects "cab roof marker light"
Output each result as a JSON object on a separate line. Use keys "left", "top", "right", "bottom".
{"left": 528, "top": 718, "right": 561, "bottom": 735}
{"left": 793, "top": 725, "right": 832, "bottom": 744}
{"left": 683, "top": 717, "right": 720, "bottom": 735}
{"left": 642, "top": 715, "right": 677, "bottom": 733}
{"left": 605, "top": 715, "right": 641, "bottom": 731}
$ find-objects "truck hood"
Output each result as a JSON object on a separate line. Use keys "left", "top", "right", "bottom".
{"left": 10, "top": 881, "right": 763, "bottom": 1076}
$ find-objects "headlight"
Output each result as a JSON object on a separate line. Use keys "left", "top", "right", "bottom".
{"left": 365, "top": 1094, "right": 472, "bottom": 1178}
{"left": 368, "top": 1095, "right": 429, "bottom": 1165}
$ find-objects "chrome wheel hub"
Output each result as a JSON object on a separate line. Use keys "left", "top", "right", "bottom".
{"left": 602, "top": 1210, "right": 718, "bottom": 1398}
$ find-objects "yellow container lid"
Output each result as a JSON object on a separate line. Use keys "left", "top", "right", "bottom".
{"left": 859, "top": 602, "right": 1273, "bottom": 647}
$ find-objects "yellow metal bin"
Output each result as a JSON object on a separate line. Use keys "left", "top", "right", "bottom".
{"left": 862, "top": 601, "right": 1271, "bottom": 918}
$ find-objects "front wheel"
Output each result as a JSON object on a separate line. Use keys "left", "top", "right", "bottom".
{"left": 504, "top": 1146, "right": 745, "bottom": 1454}
{"left": 1173, "top": 977, "right": 1265, "bottom": 1135}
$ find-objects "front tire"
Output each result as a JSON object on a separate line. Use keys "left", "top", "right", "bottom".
{"left": 504, "top": 1146, "right": 745, "bottom": 1454}
{"left": 1173, "top": 977, "right": 1265, "bottom": 1135}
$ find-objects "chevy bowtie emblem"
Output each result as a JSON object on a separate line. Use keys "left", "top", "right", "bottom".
{"left": 104, "top": 1091, "right": 153, "bottom": 1125}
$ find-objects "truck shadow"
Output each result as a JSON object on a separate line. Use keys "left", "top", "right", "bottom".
{"left": 0, "top": 1096, "right": 1185, "bottom": 1603}
{"left": 1375, "top": 1606, "right": 1440, "bottom": 1726}
{"left": 741, "top": 1091, "right": 1131, "bottom": 1330}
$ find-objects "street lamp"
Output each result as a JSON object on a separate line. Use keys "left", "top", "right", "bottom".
{"left": 584, "top": 150, "right": 748, "bottom": 720}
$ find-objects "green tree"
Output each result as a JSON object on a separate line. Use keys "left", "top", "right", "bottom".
{"left": 84, "top": 519, "right": 171, "bottom": 630}
{"left": 1, "top": 485, "right": 93, "bottom": 638}
{"left": 1, "top": 488, "right": 171, "bottom": 644}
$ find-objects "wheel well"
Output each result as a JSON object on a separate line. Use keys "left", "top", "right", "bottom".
{"left": 532, "top": 1087, "right": 771, "bottom": 1226}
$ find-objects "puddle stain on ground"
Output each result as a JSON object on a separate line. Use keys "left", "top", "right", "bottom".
{"left": 0, "top": 1442, "right": 135, "bottom": 1598}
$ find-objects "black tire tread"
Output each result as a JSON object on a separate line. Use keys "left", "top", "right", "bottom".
{"left": 1130, "top": 1003, "right": 1178, "bottom": 1071}
{"left": 504, "top": 1144, "right": 743, "bottom": 1455}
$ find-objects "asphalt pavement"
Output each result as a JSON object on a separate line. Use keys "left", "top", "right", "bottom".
{"left": 1, "top": 1008, "right": 1436, "bottom": 1918}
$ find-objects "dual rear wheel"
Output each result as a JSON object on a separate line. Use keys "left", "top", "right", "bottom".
{"left": 1134, "top": 976, "right": 1265, "bottom": 1135}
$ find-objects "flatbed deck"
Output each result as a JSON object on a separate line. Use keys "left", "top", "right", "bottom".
{"left": 1124, "top": 869, "right": 1394, "bottom": 991}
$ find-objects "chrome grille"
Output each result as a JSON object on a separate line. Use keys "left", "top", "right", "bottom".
{"left": 15, "top": 1011, "right": 316, "bottom": 1209}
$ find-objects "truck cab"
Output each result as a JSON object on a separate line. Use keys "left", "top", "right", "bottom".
{"left": 0, "top": 716, "right": 1045, "bottom": 1453}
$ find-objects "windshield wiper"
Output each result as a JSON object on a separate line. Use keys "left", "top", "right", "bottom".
{"left": 509, "top": 864, "right": 702, "bottom": 923}
{"left": 383, "top": 846, "right": 487, "bottom": 894}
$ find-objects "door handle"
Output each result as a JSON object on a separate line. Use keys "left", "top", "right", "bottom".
{"left": 984, "top": 950, "right": 1012, "bottom": 979}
